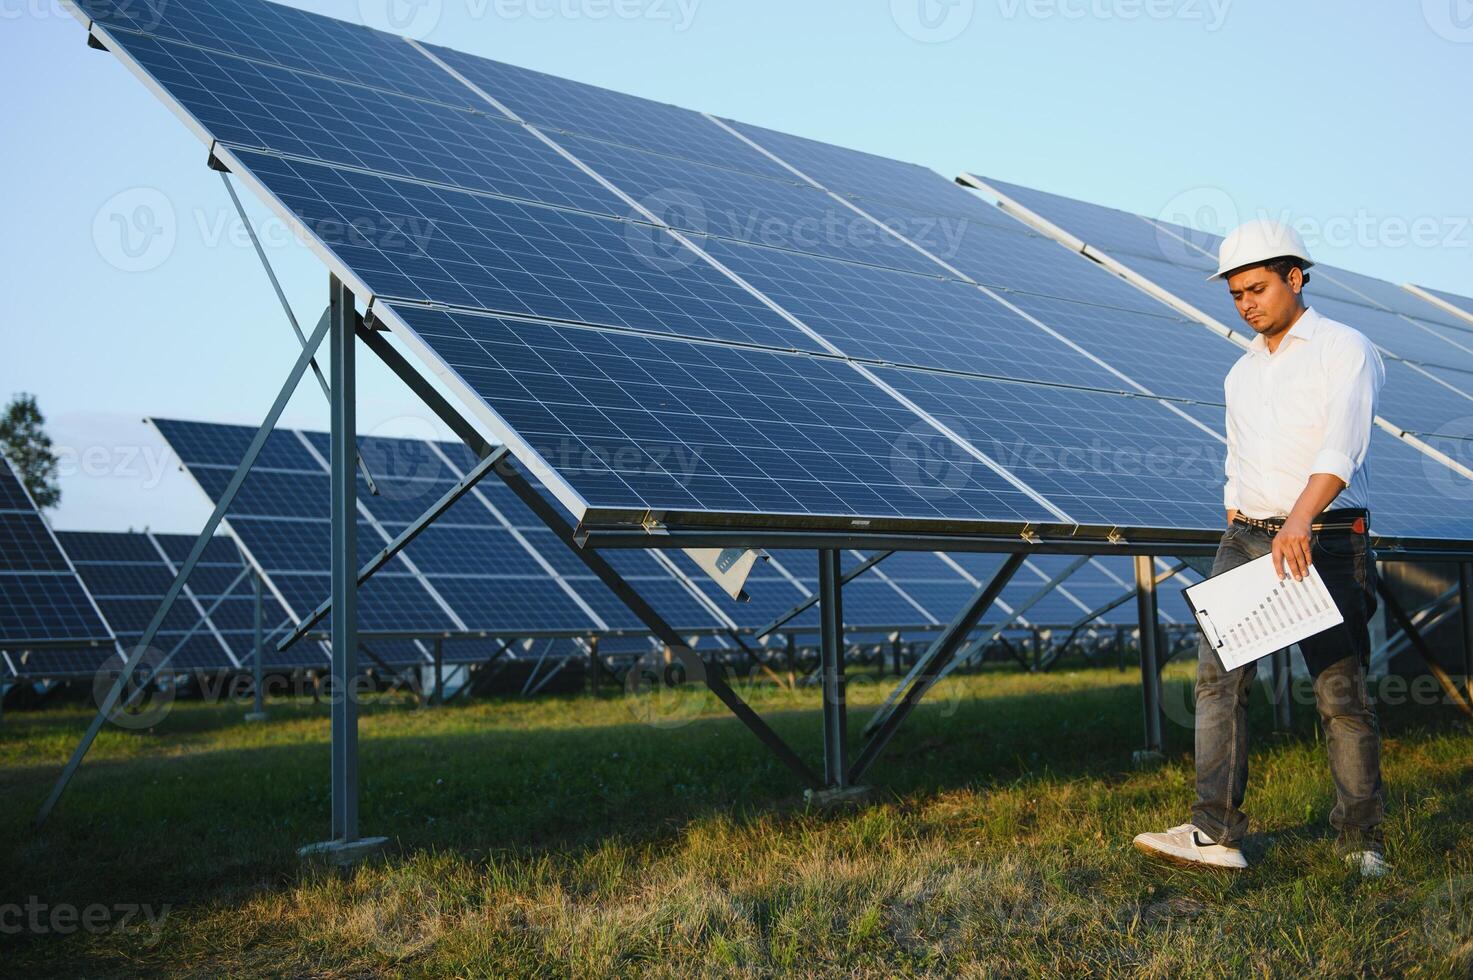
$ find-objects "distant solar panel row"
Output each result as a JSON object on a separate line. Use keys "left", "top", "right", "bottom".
{"left": 0, "top": 457, "right": 114, "bottom": 676}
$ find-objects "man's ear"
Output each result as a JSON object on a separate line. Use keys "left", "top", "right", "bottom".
{"left": 1288, "top": 266, "right": 1303, "bottom": 295}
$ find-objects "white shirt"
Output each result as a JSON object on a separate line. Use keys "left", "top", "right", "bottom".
{"left": 1223, "top": 306, "right": 1385, "bottom": 519}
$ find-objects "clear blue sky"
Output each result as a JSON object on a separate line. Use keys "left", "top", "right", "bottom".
{"left": 1, "top": 0, "right": 1469, "bottom": 532}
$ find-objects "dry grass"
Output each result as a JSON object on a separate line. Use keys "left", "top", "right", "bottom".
{"left": 1, "top": 662, "right": 1471, "bottom": 977}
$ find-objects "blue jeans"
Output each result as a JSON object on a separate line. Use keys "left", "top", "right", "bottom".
{"left": 1190, "top": 522, "right": 1385, "bottom": 849}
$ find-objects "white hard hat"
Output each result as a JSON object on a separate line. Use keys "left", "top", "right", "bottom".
{"left": 1208, "top": 218, "right": 1314, "bottom": 281}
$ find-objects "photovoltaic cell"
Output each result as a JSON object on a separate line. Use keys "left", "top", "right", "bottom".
{"left": 872, "top": 367, "right": 1227, "bottom": 531}
{"left": 698, "top": 237, "right": 1134, "bottom": 390}
{"left": 233, "top": 149, "right": 813, "bottom": 351}
{"left": 0, "top": 459, "right": 114, "bottom": 655}
{"left": 551, "top": 133, "right": 944, "bottom": 276}
{"left": 77, "top": 0, "right": 476, "bottom": 106}
{"left": 389, "top": 306, "right": 1062, "bottom": 525}
{"left": 117, "top": 32, "right": 625, "bottom": 216}
{"left": 424, "top": 43, "right": 796, "bottom": 181}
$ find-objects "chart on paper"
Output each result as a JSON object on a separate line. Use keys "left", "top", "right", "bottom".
{"left": 1182, "top": 554, "right": 1344, "bottom": 671}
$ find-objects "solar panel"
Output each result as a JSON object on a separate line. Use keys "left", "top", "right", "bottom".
{"left": 68, "top": 0, "right": 1469, "bottom": 546}
{"left": 152, "top": 419, "right": 738, "bottom": 645}
{"left": 0, "top": 458, "right": 114, "bottom": 667}
{"left": 387, "top": 306, "right": 1064, "bottom": 525}
{"left": 1412, "top": 285, "right": 1473, "bottom": 327}
{"left": 59, "top": 531, "right": 309, "bottom": 670}
{"left": 114, "top": 32, "right": 626, "bottom": 216}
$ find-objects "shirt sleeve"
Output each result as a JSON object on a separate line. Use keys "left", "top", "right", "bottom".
{"left": 1223, "top": 380, "right": 1241, "bottom": 511}
{"left": 1313, "top": 332, "right": 1384, "bottom": 484}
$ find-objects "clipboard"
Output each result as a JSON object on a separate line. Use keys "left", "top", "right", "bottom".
{"left": 1181, "top": 553, "right": 1343, "bottom": 671}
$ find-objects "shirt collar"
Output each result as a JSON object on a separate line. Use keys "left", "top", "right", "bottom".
{"left": 1249, "top": 306, "right": 1319, "bottom": 355}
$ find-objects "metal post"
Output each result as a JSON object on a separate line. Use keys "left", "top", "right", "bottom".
{"left": 1461, "top": 563, "right": 1473, "bottom": 700}
{"left": 246, "top": 570, "right": 267, "bottom": 721}
{"left": 1133, "top": 555, "right": 1164, "bottom": 761}
{"left": 36, "top": 308, "right": 333, "bottom": 829}
{"left": 818, "top": 549, "right": 847, "bottom": 791}
{"left": 328, "top": 276, "right": 363, "bottom": 848}
{"left": 891, "top": 634, "right": 902, "bottom": 676}
{"left": 1270, "top": 648, "right": 1293, "bottom": 733}
{"left": 433, "top": 637, "right": 444, "bottom": 706}
{"left": 786, "top": 632, "right": 797, "bottom": 688}
{"left": 588, "top": 635, "right": 600, "bottom": 695}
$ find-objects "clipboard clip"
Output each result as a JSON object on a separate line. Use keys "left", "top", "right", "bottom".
{"left": 1196, "top": 609, "right": 1225, "bottom": 650}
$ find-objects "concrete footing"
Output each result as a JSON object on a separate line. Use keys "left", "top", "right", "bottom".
{"left": 803, "top": 785, "right": 874, "bottom": 809}
{"left": 1131, "top": 749, "right": 1166, "bottom": 770}
{"left": 297, "top": 836, "right": 388, "bottom": 867}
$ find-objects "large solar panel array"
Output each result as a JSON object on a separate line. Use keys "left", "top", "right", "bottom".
{"left": 0, "top": 457, "right": 115, "bottom": 678}
{"left": 964, "top": 177, "right": 1473, "bottom": 542}
{"left": 72, "top": 0, "right": 1248, "bottom": 541}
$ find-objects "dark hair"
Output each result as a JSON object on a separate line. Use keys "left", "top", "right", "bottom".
{"left": 1261, "top": 256, "right": 1311, "bottom": 286}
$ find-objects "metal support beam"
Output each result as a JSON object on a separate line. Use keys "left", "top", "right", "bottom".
{"left": 247, "top": 570, "right": 267, "bottom": 721}
{"left": 1376, "top": 577, "right": 1473, "bottom": 717}
{"left": 433, "top": 638, "right": 444, "bottom": 706}
{"left": 754, "top": 551, "right": 894, "bottom": 639}
{"left": 817, "top": 550, "right": 847, "bottom": 789}
{"left": 279, "top": 446, "right": 508, "bottom": 650}
{"left": 1269, "top": 648, "right": 1293, "bottom": 733}
{"left": 123, "top": 566, "right": 253, "bottom": 705}
{"left": 1461, "top": 563, "right": 1473, "bottom": 701}
{"left": 1134, "top": 555, "right": 1164, "bottom": 756}
{"left": 328, "top": 276, "right": 361, "bottom": 843}
{"left": 34, "top": 307, "right": 333, "bottom": 829}
{"left": 848, "top": 552, "right": 1027, "bottom": 785}
{"left": 358, "top": 319, "right": 820, "bottom": 788}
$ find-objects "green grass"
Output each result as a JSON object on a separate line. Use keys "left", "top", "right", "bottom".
{"left": 2, "top": 662, "right": 1471, "bottom": 977}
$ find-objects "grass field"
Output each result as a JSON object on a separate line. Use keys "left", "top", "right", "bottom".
{"left": 2, "top": 661, "right": 1471, "bottom": 977}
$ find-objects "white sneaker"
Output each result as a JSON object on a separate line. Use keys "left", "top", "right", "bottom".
{"left": 1344, "top": 850, "right": 1390, "bottom": 878}
{"left": 1133, "top": 823, "right": 1249, "bottom": 870}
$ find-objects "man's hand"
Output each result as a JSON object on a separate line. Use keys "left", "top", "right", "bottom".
{"left": 1273, "top": 513, "right": 1313, "bottom": 581}
{"left": 1227, "top": 509, "right": 1238, "bottom": 529}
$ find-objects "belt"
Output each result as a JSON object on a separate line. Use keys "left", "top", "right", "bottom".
{"left": 1232, "top": 508, "right": 1368, "bottom": 536}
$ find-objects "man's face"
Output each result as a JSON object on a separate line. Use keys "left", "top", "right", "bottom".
{"left": 1226, "top": 265, "right": 1304, "bottom": 336}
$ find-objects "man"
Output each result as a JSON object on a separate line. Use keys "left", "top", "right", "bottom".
{"left": 1133, "top": 218, "right": 1389, "bottom": 877}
